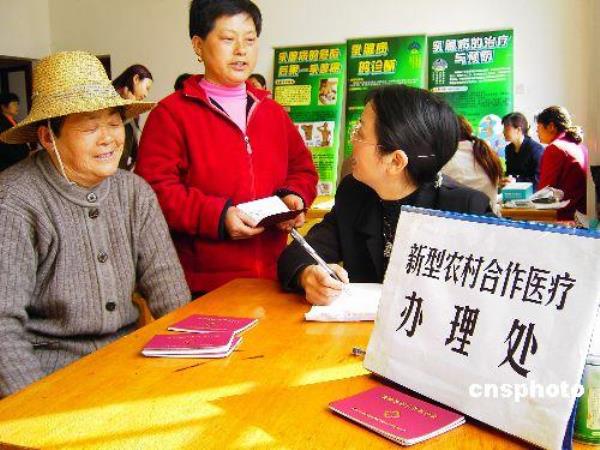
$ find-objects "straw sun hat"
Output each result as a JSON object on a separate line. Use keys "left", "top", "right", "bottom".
{"left": 0, "top": 51, "right": 154, "bottom": 144}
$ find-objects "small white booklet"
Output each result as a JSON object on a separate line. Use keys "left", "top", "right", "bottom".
{"left": 305, "top": 283, "right": 382, "bottom": 322}
{"left": 236, "top": 196, "right": 303, "bottom": 227}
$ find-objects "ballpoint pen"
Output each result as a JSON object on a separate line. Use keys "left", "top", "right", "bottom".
{"left": 290, "top": 228, "right": 343, "bottom": 282}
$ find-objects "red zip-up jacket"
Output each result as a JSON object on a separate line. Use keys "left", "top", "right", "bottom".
{"left": 136, "top": 76, "right": 318, "bottom": 292}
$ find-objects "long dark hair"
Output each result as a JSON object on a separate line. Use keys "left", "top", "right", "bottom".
{"left": 365, "top": 84, "right": 459, "bottom": 185}
{"left": 112, "top": 64, "right": 153, "bottom": 93}
{"left": 535, "top": 105, "right": 583, "bottom": 144}
{"left": 189, "top": 0, "right": 262, "bottom": 39}
{"left": 458, "top": 116, "right": 502, "bottom": 185}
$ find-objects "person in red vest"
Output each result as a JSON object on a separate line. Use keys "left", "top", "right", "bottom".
{"left": 536, "top": 106, "right": 588, "bottom": 220}
{"left": 136, "top": 0, "right": 318, "bottom": 296}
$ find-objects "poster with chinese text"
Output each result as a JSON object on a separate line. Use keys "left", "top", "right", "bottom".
{"left": 273, "top": 44, "right": 346, "bottom": 195}
{"left": 345, "top": 35, "right": 427, "bottom": 157}
{"left": 428, "top": 30, "right": 514, "bottom": 157}
{"left": 365, "top": 207, "right": 600, "bottom": 449}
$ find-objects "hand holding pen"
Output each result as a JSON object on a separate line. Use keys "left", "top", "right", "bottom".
{"left": 290, "top": 229, "right": 349, "bottom": 305}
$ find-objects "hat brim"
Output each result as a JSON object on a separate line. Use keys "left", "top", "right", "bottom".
{"left": 0, "top": 98, "right": 154, "bottom": 144}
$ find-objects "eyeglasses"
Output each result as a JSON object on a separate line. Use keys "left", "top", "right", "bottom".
{"left": 349, "top": 122, "right": 385, "bottom": 151}
{"left": 349, "top": 122, "right": 435, "bottom": 158}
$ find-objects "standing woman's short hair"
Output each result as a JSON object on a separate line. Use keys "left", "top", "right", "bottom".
{"left": 112, "top": 64, "right": 153, "bottom": 93}
{"left": 535, "top": 105, "right": 584, "bottom": 144}
{"left": 501, "top": 112, "right": 530, "bottom": 136}
{"left": 189, "top": 0, "right": 262, "bottom": 39}
{"left": 365, "top": 84, "right": 460, "bottom": 184}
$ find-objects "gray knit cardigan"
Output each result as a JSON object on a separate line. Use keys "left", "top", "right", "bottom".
{"left": 0, "top": 151, "right": 190, "bottom": 396}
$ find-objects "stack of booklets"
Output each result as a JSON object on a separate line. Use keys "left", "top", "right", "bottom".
{"left": 329, "top": 386, "right": 465, "bottom": 445}
{"left": 168, "top": 315, "right": 258, "bottom": 334}
{"left": 142, "top": 315, "right": 258, "bottom": 358}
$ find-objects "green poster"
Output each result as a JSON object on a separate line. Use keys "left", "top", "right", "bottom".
{"left": 428, "top": 30, "right": 514, "bottom": 156}
{"left": 345, "top": 35, "right": 427, "bottom": 157}
{"left": 273, "top": 44, "right": 346, "bottom": 195}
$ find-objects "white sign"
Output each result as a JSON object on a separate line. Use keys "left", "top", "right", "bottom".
{"left": 365, "top": 207, "right": 600, "bottom": 449}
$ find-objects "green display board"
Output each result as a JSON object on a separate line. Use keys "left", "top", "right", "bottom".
{"left": 345, "top": 35, "right": 427, "bottom": 157}
{"left": 428, "top": 30, "right": 514, "bottom": 156}
{"left": 273, "top": 44, "right": 347, "bottom": 195}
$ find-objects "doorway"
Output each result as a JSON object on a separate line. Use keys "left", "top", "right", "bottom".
{"left": 0, "top": 56, "right": 34, "bottom": 121}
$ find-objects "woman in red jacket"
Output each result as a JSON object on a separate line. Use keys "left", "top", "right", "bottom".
{"left": 136, "top": 0, "right": 318, "bottom": 295}
{"left": 536, "top": 106, "right": 588, "bottom": 220}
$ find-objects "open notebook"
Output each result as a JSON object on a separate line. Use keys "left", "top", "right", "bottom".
{"left": 305, "top": 283, "right": 382, "bottom": 322}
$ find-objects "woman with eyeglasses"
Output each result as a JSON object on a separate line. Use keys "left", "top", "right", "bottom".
{"left": 278, "top": 84, "right": 492, "bottom": 305}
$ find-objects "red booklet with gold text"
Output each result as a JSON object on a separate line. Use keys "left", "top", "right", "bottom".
{"left": 142, "top": 332, "right": 241, "bottom": 358}
{"left": 329, "top": 386, "right": 465, "bottom": 445}
{"left": 168, "top": 315, "right": 258, "bottom": 335}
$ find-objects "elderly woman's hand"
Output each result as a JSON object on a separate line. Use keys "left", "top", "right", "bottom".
{"left": 225, "top": 207, "right": 265, "bottom": 240}
{"left": 298, "top": 264, "right": 349, "bottom": 305}
{"left": 277, "top": 194, "right": 306, "bottom": 232}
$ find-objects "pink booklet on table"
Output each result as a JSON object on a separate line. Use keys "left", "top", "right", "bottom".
{"left": 142, "top": 331, "right": 237, "bottom": 357}
{"left": 143, "top": 336, "right": 242, "bottom": 359}
{"left": 329, "top": 386, "right": 465, "bottom": 445}
{"left": 168, "top": 315, "right": 258, "bottom": 335}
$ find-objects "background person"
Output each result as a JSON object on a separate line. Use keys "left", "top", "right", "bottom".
{"left": 536, "top": 105, "right": 588, "bottom": 220}
{"left": 112, "top": 64, "right": 154, "bottom": 170}
{"left": 278, "top": 85, "right": 492, "bottom": 305}
{"left": 442, "top": 115, "right": 503, "bottom": 213}
{"left": 136, "top": 0, "right": 318, "bottom": 295}
{"left": 501, "top": 112, "right": 544, "bottom": 189}
{"left": 174, "top": 73, "right": 192, "bottom": 90}
{"left": 248, "top": 73, "right": 266, "bottom": 89}
{"left": 0, "top": 92, "right": 30, "bottom": 171}
{"left": 0, "top": 51, "right": 189, "bottom": 397}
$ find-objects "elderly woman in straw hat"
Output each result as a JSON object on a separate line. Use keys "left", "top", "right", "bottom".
{"left": 0, "top": 51, "right": 190, "bottom": 397}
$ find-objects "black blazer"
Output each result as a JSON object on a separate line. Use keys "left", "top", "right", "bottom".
{"left": 505, "top": 136, "right": 545, "bottom": 189}
{"left": 278, "top": 175, "right": 492, "bottom": 290}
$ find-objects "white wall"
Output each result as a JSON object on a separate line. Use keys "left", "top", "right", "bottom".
{"left": 44, "top": 0, "right": 598, "bottom": 215}
{"left": 48, "top": 0, "right": 197, "bottom": 103}
{"left": 256, "top": 0, "right": 592, "bottom": 135}
{"left": 46, "top": 0, "right": 592, "bottom": 126}
{"left": 0, "top": 0, "right": 51, "bottom": 58}
{"left": 586, "top": 0, "right": 599, "bottom": 217}
{"left": 10, "top": 0, "right": 600, "bottom": 214}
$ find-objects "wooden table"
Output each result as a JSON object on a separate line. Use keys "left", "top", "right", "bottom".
{"left": 0, "top": 279, "right": 582, "bottom": 449}
{"left": 308, "top": 196, "right": 560, "bottom": 224}
{"left": 500, "top": 207, "right": 558, "bottom": 222}
{"left": 306, "top": 195, "right": 333, "bottom": 220}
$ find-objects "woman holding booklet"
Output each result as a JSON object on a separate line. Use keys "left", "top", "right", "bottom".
{"left": 278, "top": 85, "right": 492, "bottom": 305}
{"left": 136, "top": 0, "right": 318, "bottom": 295}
